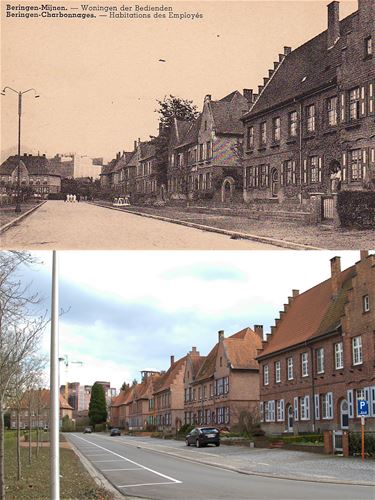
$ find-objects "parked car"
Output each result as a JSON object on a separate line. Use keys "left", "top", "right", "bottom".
{"left": 110, "top": 427, "right": 121, "bottom": 436}
{"left": 113, "top": 197, "right": 130, "bottom": 207}
{"left": 185, "top": 427, "right": 220, "bottom": 447}
{"left": 83, "top": 427, "right": 92, "bottom": 434}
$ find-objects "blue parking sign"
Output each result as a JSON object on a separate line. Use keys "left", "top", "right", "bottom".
{"left": 357, "top": 400, "right": 369, "bottom": 416}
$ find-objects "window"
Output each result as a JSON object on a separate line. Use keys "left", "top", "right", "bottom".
{"left": 327, "top": 96, "right": 338, "bottom": 126}
{"left": 276, "top": 399, "right": 284, "bottom": 421}
{"left": 356, "top": 389, "right": 369, "bottom": 416}
{"left": 204, "top": 120, "right": 208, "bottom": 131}
{"left": 300, "top": 395, "right": 310, "bottom": 420}
{"left": 322, "top": 393, "right": 333, "bottom": 419}
{"left": 316, "top": 348, "right": 324, "bottom": 374}
{"left": 352, "top": 336, "right": 363, "bottom": 365}
{"left": 284, "top": 159, "right": 295, "bottom": 185}
{"left": 289, "top": 111, "right": 298, "bottom": 137}
{"left": 335, "top": 342, "right": 344, "bottom": 370}
{"left": 263, "top": 365, "right": 269, "bottom": 385}
{"left": 275, "top": 361, "right": 281, "bottom": 383}
{"left": 350, "top": 149, "right": 362, "bottom": 181}
{"left": 246, "top": 126, "right": 254, "bottom": 149}
{"left": 349, "top": 88, "right": 360, "bottom": 121}
{"left": 301, "top": 352, "right": 308, "bottom": 377}
{"left": 363, "top": 294, "right": 370, "bottom": 312}
{"left": 310, "top": 156, "right": 319, "bottom": 183}
{"left": 260, "top": 122, "right": 267, "bottom": 145}
{"left": 273, "top": 117, "right": 281, "bottom": 141}
{"left": 306, "top": 104, "right": 315, "bottom": 132}
{"left": 287, "top": 357, "right": 293, "bottom": 380}
{"left": 224, "top": 376, "right": 229, "bottom": 393}
{"left": 199, "top": 144, "right": 204, "bottom": 161}
{"left": 365, "top": 36, "right": 372, "bottom": 57}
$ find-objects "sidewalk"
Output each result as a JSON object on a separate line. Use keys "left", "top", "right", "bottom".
{"left": 118, "top": 436, "right": 375, "bottom": 486}
{"left": 89, "top": 201, "right": 375, "bottom": 250}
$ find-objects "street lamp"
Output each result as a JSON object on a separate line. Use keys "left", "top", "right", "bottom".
{"left": 1, "top": 87, "right": 39, "bottom": 213}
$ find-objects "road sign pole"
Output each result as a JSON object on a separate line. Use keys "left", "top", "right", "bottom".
{"left": 361, "top": 415, "right": 365, "bottom": 461}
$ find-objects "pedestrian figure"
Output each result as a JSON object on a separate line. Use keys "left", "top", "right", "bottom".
{"left": 65, "top": 194, "right": 68, "bottom": 202}
{"left": 77, "top": 194, "right": 80, "bottom": 203}
{"left": 73, "top": 194, "right": 76, "bottom": 203}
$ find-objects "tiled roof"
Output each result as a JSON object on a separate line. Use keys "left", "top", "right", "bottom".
{"left": 210, "top": 91, "right": 249, "bottom": 135}
{"left": 101, "top": 159, "right": 117, "bottom": 176}
{"left": 224, "top": 328, "right": 261, "bottom": 370}
{"left": 139, "top": 141, "right": 156, "bottom": 161}
{"left": 113, "top": 152, "right": 134, "bottom": 173}
{"left": 112, "top": 386, "right": 134, "bottom": 407}
{"left": 0, "top": 155, "right": 60, "bottom": 177}
{"left": 177, "top": 114, "right": 201, "bottom": 148}
{"left": 258, "top": 266, "right": 356, "bottom": 358}
{"left": 17, "top": 389, "right": 73, "bottom": 410}
{"left": 246, "top": 12, "right": 357, "bottom": 117}
{"left": 154, "top": 356, "right": 186, "bottom": 394}
{"left": 195, "top": 344, "right": 218, "bottom": 382}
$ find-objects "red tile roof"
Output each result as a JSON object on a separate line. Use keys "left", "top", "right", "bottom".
{"left": 154, "top": 356, "right": 186, "bottom": 394}
{"left": 17, "top": 389, "right": 73, "bottom": 410}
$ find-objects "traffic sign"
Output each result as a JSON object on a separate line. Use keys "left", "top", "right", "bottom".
{"left": 357, "top": 399, "right": 369, "bottom": 416}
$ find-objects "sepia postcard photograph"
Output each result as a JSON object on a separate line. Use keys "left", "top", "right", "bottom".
{"left": 1, "top": 1, "right": 375, "bottom": 500}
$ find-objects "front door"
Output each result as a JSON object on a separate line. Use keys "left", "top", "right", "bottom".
{"left": 287, "top": 405, "right": 293, "bottom": 432}
{"left": 340, "top": 399, "right": 349, "bottom": 429}
{"left": 271, "top": 168, "right": 279, "bottom": 197}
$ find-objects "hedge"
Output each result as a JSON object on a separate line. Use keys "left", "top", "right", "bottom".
{"left": 337, "top": 191, "right": 375, "bottom": 229}
{"left": 349, "top": 432, "right": 375, "bottom": 457}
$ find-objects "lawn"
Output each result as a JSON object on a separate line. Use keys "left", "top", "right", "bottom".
{"left": 4, "top": 431, "right": 114, "bottom": 499}
{"left": 0, "top": 202, "right": 42, "bottom": 227}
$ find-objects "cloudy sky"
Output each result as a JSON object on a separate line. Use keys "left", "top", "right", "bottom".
{"left": 1, "top": 0, "right": 357, "bottom": 160}
{"left": 15, "top": 250, "right": 364, "bottom": 391}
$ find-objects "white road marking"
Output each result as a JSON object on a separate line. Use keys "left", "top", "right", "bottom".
{"left": 101, "top": 468, "right": 142, "bottom": 472}
{"left": 92, "top": 459, "right": 125, "bottom": 463}
{"left": 117, "top": 481, "right": 181, "bottom": 488}
{"left": 71, "top": 435, "right": 182, "bottom": 484}
{"left": 257, "top": 462, "right": 270, "bottom": 466}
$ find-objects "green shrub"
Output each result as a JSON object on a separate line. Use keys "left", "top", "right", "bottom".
{"left": 337, "top": 191, "right": 375, "bottom": 229}
{"left": 349, "top": 432, "right": 375, "bottom": 456}
{"left": 269, "top": 433, "right": 323, "bottom": 444}
{"left": 94, "top": 423, "right": 106, "bottom": 432}
{"left": 177, "top": 424, "right": 194, "bottom": 437}
{"left": 61, "top": 415, "right": 75, "bottom": 432}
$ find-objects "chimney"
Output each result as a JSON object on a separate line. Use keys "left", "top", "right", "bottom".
{"left": 190, "top": 346, "right": 200, "bottom": 356}
{"left": 218, "top": 330, "right": 224, "bottom": 342}
{"left": 159, "top": 122, "right": 163, "bottom": 135}
{"left": 327, "top": 1, "right": 340, "bottom": 49}
{"left": 330, "top": 256, "right": 341, "bottom": 297}
{"left": 243, "top": 89, "right": 253, "bottom": 103}
{"left": 205, "top": 94, "right": 212, "bottom": 102}
{"left": 254, "top": 325, "right": 263, "bottom": 340}
{"left": 134, "top": 140, "right": 137, "bottom": 151}
{"left": 170, "top": 355, "right": 175, "bottom": 366}
{"left": 284, "top": 46, "right": 292, "bottom": 55}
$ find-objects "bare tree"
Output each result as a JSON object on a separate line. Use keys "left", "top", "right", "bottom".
{"left": 0, "top": 252, "right": 47, "bottom": 499}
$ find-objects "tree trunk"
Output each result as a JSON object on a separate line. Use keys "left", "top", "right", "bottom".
{"left": 0, "top": 401, "right": 5, "bottom": 500}
{"left": 28, "top": 401, "right": 32, "bottom": 465}
{"left": 16, "top": 409, "right": 21, "bottom": 481}
{"left": 36, "top": 406, "right": 39, "bottom": 457}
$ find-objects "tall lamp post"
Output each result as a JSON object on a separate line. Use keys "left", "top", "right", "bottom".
{"left": 1, "top": 87, "right": 39, "bottom": 213}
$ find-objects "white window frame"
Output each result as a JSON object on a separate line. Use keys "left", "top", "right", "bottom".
{"left": 352, "top": 336, "right": 363, "bottom": 365}
{"left": 316, "top": 348, "right": 324, "bottom": 374}
{"left": 263, "top": 365, "right": 269, "bottom": 386}
{"left": 314, "top": 393, "right": 320, "bottom": 420}
{"left": 275, "top": 361, "right": 281, "bottom": 383}
{"left": 306, "top": 104, "right": 316, "bottom": 132}
{"left": 294, "top": 396, "right": 299, "bottom": 421}
{"left": 268, "top": 400, "right": 275, "bottom": 422}
{"left": 301, "top": 352, "right": 308, "bottom": 377}
{"left": 347, "top": 389, "right": 354, "bottom": 418}
{"left": 363, "top": 294, "right": 370, "bottom": 313}
{"left": 335, "top": 342, "right": 344, "bottom": 370}
{"left": 287, "top": 357, "right": 293, "bottom": 380}
{"left": 322, "top": 392, "right": 333, "bottom": 419}
{"left": 276, "top": 399, "right": 285, "bottom": 422}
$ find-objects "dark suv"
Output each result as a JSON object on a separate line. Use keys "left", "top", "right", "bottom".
{"left": 110, "top": 427, "right": 121, "bottom": 436}
{"left": 186, "top": 427, "right": 220, "bottom": 447}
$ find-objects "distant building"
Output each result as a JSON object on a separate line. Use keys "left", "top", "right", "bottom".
{"left": 0, "top": 154, "right": 61, "bottom": 195}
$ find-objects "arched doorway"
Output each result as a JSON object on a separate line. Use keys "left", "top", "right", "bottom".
{"left": 271, "top": 168, "right": 279, "bottom": 197}
{"left": 340, "top": 399, "right": 349, "bottom": 429}
{"left": 221, "top": 177, "right": 235, "bottom": 203}
{"left": 287, "top": 404, "right": 293, "bottom": 432}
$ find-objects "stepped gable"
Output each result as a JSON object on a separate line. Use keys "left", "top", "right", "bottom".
{"left": 154, "top": 355, "right": 187, "bottom": 394}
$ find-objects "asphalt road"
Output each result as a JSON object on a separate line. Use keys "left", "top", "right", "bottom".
{"left": 65, "top": 433, "right": 374, "bottom": 500}
{"left": 0, "top": 201, "right": 277, "bottom": 250}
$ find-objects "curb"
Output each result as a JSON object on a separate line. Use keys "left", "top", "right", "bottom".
{"left": 0, "top": 201, "right": 47, "bottom": 234}
{"left": 108, "top": 437, "right": 375, "bottom": 488}
{"left": 67, "top": 437, "right": 139, "bottom": 500}
{"left": 87, "top": 202, "right": 323, "bottom": 250}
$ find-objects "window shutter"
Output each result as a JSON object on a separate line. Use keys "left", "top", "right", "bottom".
{"left": 362, "top": 147, "right": 369, "bottom": 179}
{"left": 260, "top": 401, "right": 264, "bottom": 422}
{"left": 294, "top": 396, "right": 299, "bottom": 421}
{"left": 281, "top": 163, "right": 285, "bottom": 186}
{"left": 266, "top": 165, "right": 270, "bottom": 187}
{"left": 364, "top": 387, "right": 370, "bottom": 406}
{"left": 347, "top": 389, "right": 354, "bottom": 418}
{"left": 280, "top": 399, "right": 285, "bottom": 421}
{"left": 342, "top": 152, "right": 347, "bottom": 182}
{"left": 314, "top": 393, "right": 320, "bottom": 420}
{"left": 370, "top": 387, "right": 375, "bottom": 417}
{"left": 360, "top": 86, "right": 367, "bottom": 117}
{"left": 292, "top": 161, "right": 296, "bottom": 185}
{"left": 369, "top": 82, "right": 374, "bottom": 115}
{"left": 318, "top": 157, "right": 322, "bottom": 183}
{"left": 303, "top": 159, "right": 307, "bottom": 184}
{"left": 328, "top": 392, "right": 333, "bottom": 419}
{"left": 340, "top": 92, "right": 346, "bottom": 122}
{"left": 306, "top": 395, "right": 310, "bottom": 420}
{"left": 255, "top": 166, "right": 259, "bottom": 188}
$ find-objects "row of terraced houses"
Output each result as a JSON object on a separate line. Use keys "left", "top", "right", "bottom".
{"left": 101, "top": 1, "right": 374, "bottom": 217}
{"left": 111, "top": 251, "right": 374, "bottom": 435}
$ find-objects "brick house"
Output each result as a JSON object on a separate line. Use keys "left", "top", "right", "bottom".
{"left": 184, "top": 327, "right": 262, "bottom": 429}
{"left": 241, "top": 0, "right": 375, "bottom": 207}
{"left": 0, "top": 154, "right": 61, "bottom": 196}
{"left": 257, "top": 251, "right": 374, "bottom": 435}
{"left": 10, "top": 389, "right": 73, "bottom": 430}
{"left": 153, "top": 355, "right": 187, "bottom": 431}
{"left": 110, "top": 386, "right": 134, "bottom": 428}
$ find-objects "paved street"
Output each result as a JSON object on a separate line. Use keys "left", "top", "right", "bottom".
{"left": 66, "top": 433, "right": 374, "bottom": 500}
{"left": 0, "top": 201, "right": 276, "bottom": 250}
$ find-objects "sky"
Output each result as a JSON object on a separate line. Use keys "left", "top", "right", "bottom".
{"left": 15, "top": 249, "right": 365, "bottom": 391}
{"left": 1, "top": 0, "right": 357, "bottom": 161}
